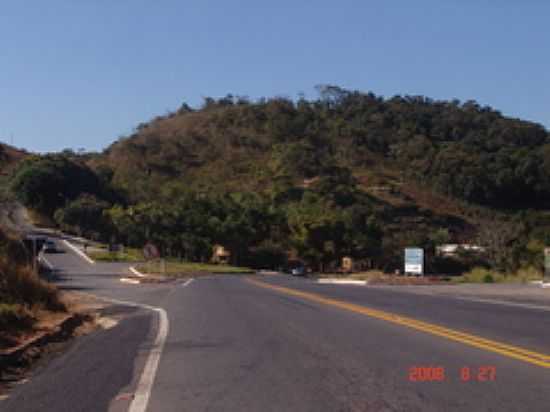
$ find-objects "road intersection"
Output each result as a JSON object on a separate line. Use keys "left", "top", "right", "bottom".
{"left": 3, "top": 237, "right": 550, "bottom": 411}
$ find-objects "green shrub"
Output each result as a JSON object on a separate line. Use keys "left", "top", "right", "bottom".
{"left": 0, "top": 227, "right": 64, "bottom": 312}
{"left": 0, "top": 260, "right": 64, "bottom": 311}
{"left": 89, "top": 247, "right": 144, "bottom": 262}
{"left": 457, "top": 267, "right": 505, "bottom": 283}
{"left": 483, "top": 274, "right": 494, "bottom": 283}
{"left": 515, "top": 266, "right": 543, "bottom": 283}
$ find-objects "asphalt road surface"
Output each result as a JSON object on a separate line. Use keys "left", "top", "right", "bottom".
{"left": 2, "top": 238, "right": 550, "bottom": 411}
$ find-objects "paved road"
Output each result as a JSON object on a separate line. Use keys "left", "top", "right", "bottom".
{"left": 2, "top": 238, "right": 550, "bottom": 411}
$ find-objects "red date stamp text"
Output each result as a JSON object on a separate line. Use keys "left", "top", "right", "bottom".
{"left": 408, "top": 366, "right": 496, "bottom": 382}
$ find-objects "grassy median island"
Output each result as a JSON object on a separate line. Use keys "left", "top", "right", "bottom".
{"left": 0, "top": 228, "right": 65, "bottom": 346}
{"left": 316, "top": 268, "right": 544, "bottom": 285}
{"left": 88, "top": 246, "right": 144, "bottom": 262}
{"left": 451, "top": 266, "right": 543, "bottom": 284}
{"left": 316, "top": 270, "right": 385, "bottom": 281}
{"left": 84, "top": 245, "right": 254, "bottom": 274}
{"left": 135, "top": 259, "right": 254, "bottom": 277}
{"left": 317, "top": 271, "right": 452, "bottom": 285}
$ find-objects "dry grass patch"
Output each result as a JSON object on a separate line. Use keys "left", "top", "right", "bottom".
{"left": 0, "top": 228, "right": 65, "bottom": 344}
{"left": 453, "top": 266, "right": 543, "bottom": 284}
{"left": 135, "top": 260, "right": 254, "bottom": 276}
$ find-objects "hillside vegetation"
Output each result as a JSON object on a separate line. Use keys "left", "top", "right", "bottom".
{"left": 0, "top": 145, "right": 65, "bottom": 337}
{"left": 0, "top": 144, "right": 27, "bottom": 203}
{"left": 98, "top": 87, "right": 550, "bottom": 209}
{"left": 0, "top": 227, "right": 64, "bottom": 339}
{"left": 7, "top": 87, "right": 550, "bottom": 273}
{"left": 0, "top": 144, "right": 27, "bottom": 174}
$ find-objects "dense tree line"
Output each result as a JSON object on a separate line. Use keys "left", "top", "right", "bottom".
{"left": 105, "top": 185, "right": 382, "bottom": 270}
{"left": 9, "top": 155, "right": 119, "bottom": 216}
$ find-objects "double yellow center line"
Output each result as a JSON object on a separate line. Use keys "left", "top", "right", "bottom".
{"left": 247, "top": 278, "right": 550, "bottom": 368}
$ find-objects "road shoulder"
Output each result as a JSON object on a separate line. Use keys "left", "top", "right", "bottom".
{"left": 0, "top": 292, "right": 106, "bottom": 397}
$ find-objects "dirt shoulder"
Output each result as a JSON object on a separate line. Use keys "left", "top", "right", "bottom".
{"left": 315, "top": 271, "right": 449, "bottom": 285}
{"left": 0, "top": 292, "right": 105, "bottom": 396}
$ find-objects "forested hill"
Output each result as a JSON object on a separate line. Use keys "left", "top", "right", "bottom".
{"left": 95, "top": 86, "right": 550, "bottom": 210}
{"left": 7, "top": 87, "right": 550, "bottom": 273}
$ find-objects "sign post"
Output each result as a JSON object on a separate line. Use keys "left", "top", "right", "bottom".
{"left": 544, "top": 248, "right": 550, "bottom": 282}
{"left": 405, "top": 248, "right": 424, "bottom": 276}
{"left": 143, "top": 243, "right": 160, "bottom": 274}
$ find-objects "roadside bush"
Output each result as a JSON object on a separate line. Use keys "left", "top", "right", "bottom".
{"left": 0, "top": 227, "right": 64, "bottom": 317}
{"left": 459, "top": 265, "right": 544, "bottom": 284}
{"left": 244, "top": 241, "right": 287, "bottom": 269}
{"left": 459, "top": 267, "right": 505, "bottom": 283}
{"left": 54, "top": 193, "right": 113, "bottom": 241}
{"left": 515, "top": 266, "right": 543, "bottom": 283}
{"left": 483, "top": 274, "right": 494, "bottom": 283}
{"left": 0, "top": 228, "right": 29, "bottom": 266}
{"left": 0, "top": 259, "right": 64, "bottom": 311}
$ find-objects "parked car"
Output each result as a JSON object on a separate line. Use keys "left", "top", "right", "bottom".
{"left": 42, "top": 239, "right": 57, "bottom": 253}
{"left": 283, "top": 260, "right": 307, "bottom": 276}
{"left": 291, "top": 266, "right": 306, "bottom": 276}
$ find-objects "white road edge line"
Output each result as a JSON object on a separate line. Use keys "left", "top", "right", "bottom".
{"left": 62, "top": 239, "right": 95, "bottom": 264}
{"left": 96, "top": 278, "right": 194, "bottom": 412}
{"left": 373, "top": 286, "right": 550, "bottom": 312}
{"left": 181, "top": 278, "right": 194, "bottom": 288}
{"left": 130, "top": 266, "right": 146, "bottom": 278}
{"left": 38, "top": 253, "right": 54, "bottom": 270}
{"left": 317, "top": 279, "right": 367, "bottom": 285}
{"left": 454, "top": 295, "right": 550, "bottom": 312}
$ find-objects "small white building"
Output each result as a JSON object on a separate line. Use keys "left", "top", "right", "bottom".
{"left": 436, "top": 243, "right": 485, "bottom": 257}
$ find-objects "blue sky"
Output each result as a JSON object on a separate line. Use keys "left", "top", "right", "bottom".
{"left": 1, "top": 1, "right": 549, "bottom": 153}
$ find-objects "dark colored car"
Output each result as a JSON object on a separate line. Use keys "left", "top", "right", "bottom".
{"left": 42, "top": 240, "right": 57, "bottom": 253}
{"left": 290, "top": 266, "right": 306, "bottom": 276}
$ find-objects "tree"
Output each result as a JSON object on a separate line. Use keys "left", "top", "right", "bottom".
{"left": 429, "top": 228, "right": 451, "bottom": 248}
{"left": 477, "top": 220, "right": 523, "bottom": 271}
{"left": 10, "top": 155, "right": 104, "bottom": 216}
{"left": 54, "top": 194, "right": 112, "bottom": 240}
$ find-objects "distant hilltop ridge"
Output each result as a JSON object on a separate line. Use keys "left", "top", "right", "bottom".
{"left": 0, "top": 142, "right": 27, "bottom": 174}
{"left": 94, "top": 86, "right": 550, "bottom": 210}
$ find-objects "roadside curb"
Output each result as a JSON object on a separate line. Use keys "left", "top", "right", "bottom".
{"left": 120, "top": 277, "right": 141, "bottom": 285}
{"left": 121, "top": 268, "right": 176, "bottom": 285}
{"left": 0, "top": 312, "right": 92, "bottom": 370}
{"left": 317, "top": 279, "right": 368, "bottom": 285}
{"left": 129, "top": 267, "right": 146, "bottom": 278}
{"left": 528, "top": 280, "right": 550, "bottom": 288}
{"left": 257, "top": 270, "right": 281, "bottom": 275}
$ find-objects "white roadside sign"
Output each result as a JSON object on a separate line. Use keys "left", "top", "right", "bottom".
{"left": 405, "top": 248, "right": 424, "bottom": 275}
